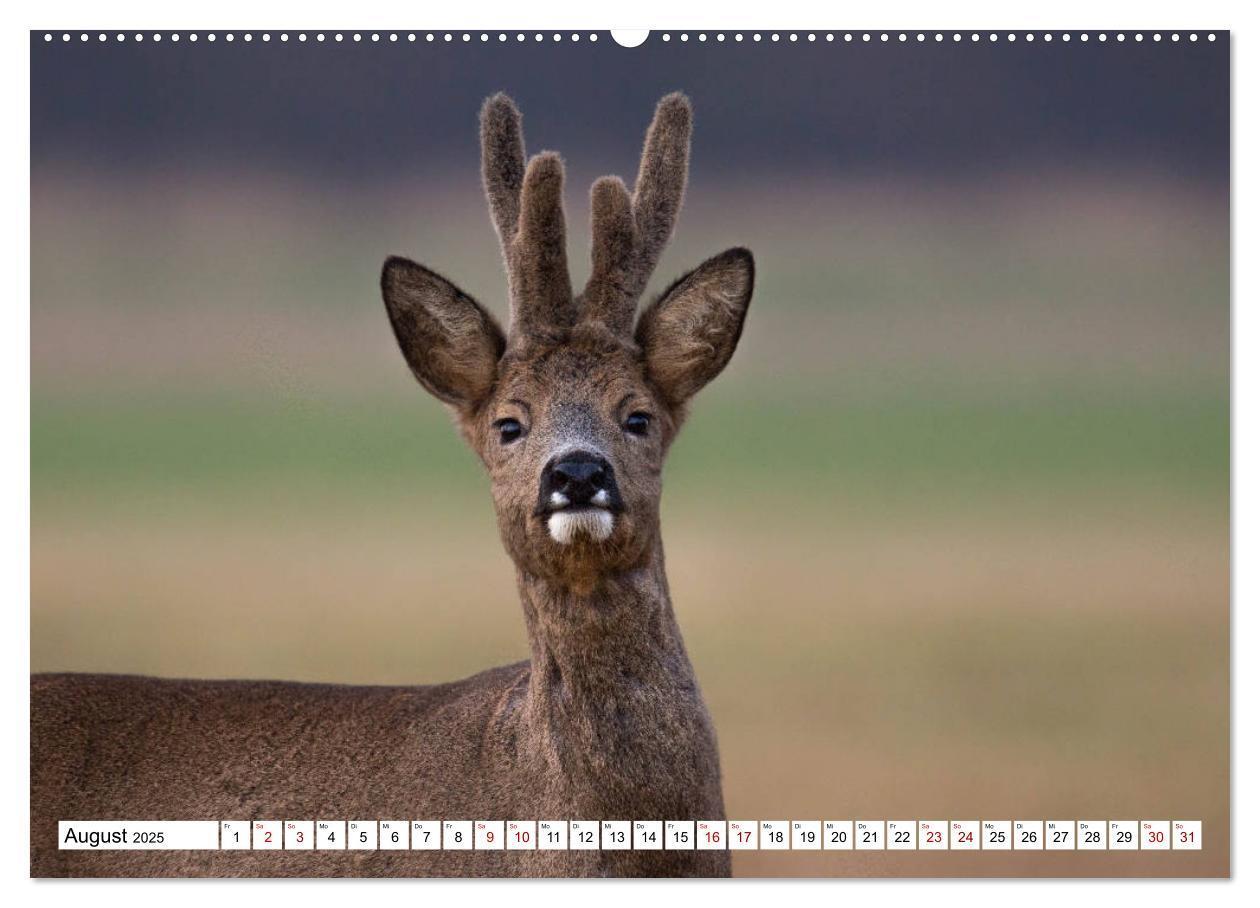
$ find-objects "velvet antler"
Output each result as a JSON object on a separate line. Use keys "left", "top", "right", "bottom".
{"left": 481, "top": 93, "right": 576, "bottom": 339}
{"left": 582, "top": 92, "right": 693, "bottom": 337}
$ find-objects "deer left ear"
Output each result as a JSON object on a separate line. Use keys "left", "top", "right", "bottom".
{"left": 381, "top": 256, "right": 506, "bottom": 409}
{"left": 636, "top": 247, "right": 755, "bottom": 405}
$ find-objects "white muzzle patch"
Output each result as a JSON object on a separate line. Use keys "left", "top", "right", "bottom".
{"left": 547, "top": 509, "right": 615, "bottom": 544}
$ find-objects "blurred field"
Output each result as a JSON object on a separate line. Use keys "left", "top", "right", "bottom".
{"left": 30, "top": 167, "right": 1228, "bottom": 876}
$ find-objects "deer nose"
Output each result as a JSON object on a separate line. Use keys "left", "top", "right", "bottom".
{"left": 544, "top": 452, "right": 611, "bottom": 507}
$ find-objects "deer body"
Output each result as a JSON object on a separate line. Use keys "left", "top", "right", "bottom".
{"left": 31, "top": 93, "right": 753, "bottom": 878}
{"left": 32, "top": 544, "right": 727, "bottom": 877}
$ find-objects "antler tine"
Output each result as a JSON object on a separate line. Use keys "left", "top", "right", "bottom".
{"left": 582, "top": 92, "right": 692, "bottom": 336}
{"left": 481, "top": 93, "right": 525, "bottom": 250}
{"left": 585, "top": 175, "right": 636, "bottom": 335}
{"left": 513, "top": 152, "right": 575, "bottom": 332}
{"left": 480, "top": 93, "right": 575, "bottom": 338}
{"left": 631, "top": 92, "right": 692, "bottom": 285}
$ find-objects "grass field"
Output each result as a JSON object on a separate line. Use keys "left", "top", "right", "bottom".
{"left": 30, "top": 169, "right": 1229, "bottom": 876}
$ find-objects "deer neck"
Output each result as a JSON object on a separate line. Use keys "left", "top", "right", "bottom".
{"left": 514, "top": 538, "right": 717, "bottom": 810}
{"left": 518, "top": 538, "right": 694, "bottom": 703}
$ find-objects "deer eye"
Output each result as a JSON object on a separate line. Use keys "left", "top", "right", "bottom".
{"left": 623, "top": 412, "right": 652, "bottom": 436}
{"left": 494, "top": 418, "right": 524, "bottom": 445}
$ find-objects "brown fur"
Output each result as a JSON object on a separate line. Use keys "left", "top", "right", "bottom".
{"left": 30, "top": 93, "right": 755, "bottom": 878}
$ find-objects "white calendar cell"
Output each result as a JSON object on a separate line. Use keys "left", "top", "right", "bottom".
{"left": 855, "top": 820, "right": 884, "bottom": 850}
{"left": 538, "top": 821, "right": 567, "bottom": 850}
{"left": 666, "top": 820, "right": 695, "bottom": 850}
{"left": 347, "top": 820, "right": 376, "bottom": 850}
{"left": 887, "top": 820, "right": 916, "bottom": 850}
{"left": 1077, "top": 821, "right": 1106, "bottom": 850}
{"left": 759, "top": 820, "right": 789, "bottom": 850}
{"left": 569, "top": 820, "right": 599, "bottom": 850}
{"left": 1109, "top": 820, "right": 1138, "bottom": 851}
{"left": 284, "top": 820, "right": 314, "bottom": 850}
{"left": 506, "top": 820, "right": 536, "bottom": 850}
{"left": 379, "top": 821, "right": 408, "bottom": 850}
{"left": 697, "top": 820, "right": 727, "bottom": 850}
{"left": 982, "top": 820, "right": 1012, "bottom": 850}
{"left": 634, "top": 820, "right": 663, "bottom": 850}
{"left": 475, "top": 820, "right": 504, "bottom": 850}
{"left": 1045, "top": 820, "right": 1075, "bottom": 850}
{"left": 220, "top": 820, "right": 250, "bottom": 850}
{"left": 950, "top": 820, "right": 979, "bottom": 850}
{"left": 823, "top": 820, "right": 854, "bottom": 850}
{"left": 443, "top": 820, "right": 472, "bottom": 850}
{"left": 253, "top": 820, "right": 282, "bottom": 850}
{"left": 602, "top": 820, "right": 631, "bottom": 850}
{"left": 918, "top": 820, "right": 947, "bottom": 851}
{"left": 791, "top": 820, "right": 821, "bottom": 850}
{"left": 410, "top": 821, "right": 440, "bottom": 850}
{"left": 316, "top": 820, "right": 346, "bottom": 850}
{"left": 1141, "top": 820, "right": 1170, "bottom": 850}
{"left": 727, "top": 820, "right": 758, "bottom": 850}
{"left": 1014, "top": 820, "right": 1043, "bottom": 850}
{"left": 1173, "top": 820, "right": 1202, "bottom": 850}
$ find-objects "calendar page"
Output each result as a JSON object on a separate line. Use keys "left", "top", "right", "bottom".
{"left": 27, "top": 20, "right": 1229, "bottom": 881}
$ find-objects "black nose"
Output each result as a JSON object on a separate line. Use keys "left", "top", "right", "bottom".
{"left": 544, "top": 451, "right": 611, "bottom": 506}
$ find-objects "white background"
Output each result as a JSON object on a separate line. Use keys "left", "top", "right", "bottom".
{"left": 2, "top": 0, "right": 1249, "bottom": 904}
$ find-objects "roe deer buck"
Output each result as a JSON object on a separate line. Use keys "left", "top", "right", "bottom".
{"left": 31, "top": 92, "right": 755, "bottom": 878}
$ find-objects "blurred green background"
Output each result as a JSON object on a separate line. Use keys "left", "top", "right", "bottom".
{"left": 31, "top": 36, "right": 1228, "bottom": 877}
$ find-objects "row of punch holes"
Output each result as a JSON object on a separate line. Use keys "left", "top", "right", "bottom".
{"left": 44, "top": 32, "right": 1219, "bottom": 45}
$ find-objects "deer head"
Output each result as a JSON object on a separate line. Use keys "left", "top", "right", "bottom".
{"left": 381, "top": 93, "right": 755, "bottom": 590}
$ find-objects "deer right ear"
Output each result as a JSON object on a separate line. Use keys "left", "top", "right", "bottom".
{"left": 636, "top": 248, "right": 755, "bottom": 406}
{"left": 381, "top": 256, "right": 506, "bottom": 409}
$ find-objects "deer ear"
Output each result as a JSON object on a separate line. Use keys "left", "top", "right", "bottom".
{"left": 635, "top": 248, "right": 755, "bottom": 405}
{"left": 381, "top": 256, "right": 506, "bottom": 409}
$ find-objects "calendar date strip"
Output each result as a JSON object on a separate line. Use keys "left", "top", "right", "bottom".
{"left": 58, "top": 819, "right": 1202, "bottom": 852}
